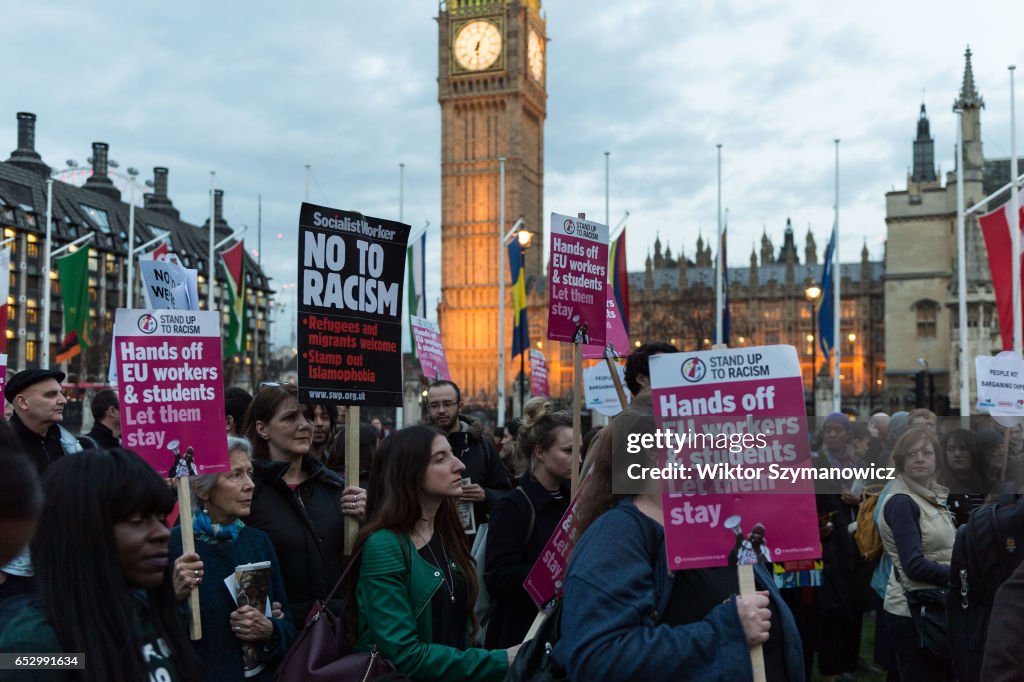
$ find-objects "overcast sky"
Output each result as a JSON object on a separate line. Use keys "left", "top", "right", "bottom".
{"left": 3, "top": 0, "right": 1022, "bottom": 348}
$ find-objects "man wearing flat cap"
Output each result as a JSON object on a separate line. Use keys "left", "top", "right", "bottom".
{"left": 5, "top": 368, "right": 82, "bottom": 474}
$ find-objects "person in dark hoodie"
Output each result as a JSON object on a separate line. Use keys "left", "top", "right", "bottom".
{"left": 242, "top": 383, "right": 366, "bottom": 627}
{"left": 78, "top": 388, "right": 121, "bottom": 450}
{"left": 426, "top": 380, "right": 512, "bottom": 533}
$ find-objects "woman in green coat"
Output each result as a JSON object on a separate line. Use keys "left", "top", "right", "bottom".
{"left": 353, "top": 425, "right": 517, "bottom": 681}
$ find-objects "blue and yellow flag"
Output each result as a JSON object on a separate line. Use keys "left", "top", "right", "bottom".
{"left": 508, "top": 240, "right": 529, "bottom": 358}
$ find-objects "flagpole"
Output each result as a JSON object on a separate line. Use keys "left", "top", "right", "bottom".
{"left": 397, "top": 162, "right": 405, "bottom": 429}
{"left": 715, "top": 144, "right": 723, "bottom": 346}
{"left": 497, "top": 157, "right": 507, "bottom": 428}
{"left": 605, "top": 151, "right": 610, "bottom": 226}
{"left": 126, "top": 200, "right": 136, "bottom": 308}
{"left": 833, "top": 139, "right": 841, "bottom": 412}
{"left": 1010, "top": 65, "right": 1021, "bottom": 356}
{"left": 41, "top": 179, "right": 54, "bottom": 368}
{"left": 207, "top": 172, "right": 216, "bottom": 311}
{"left": 956, "top": 110, "right": 969, "bottom": 420}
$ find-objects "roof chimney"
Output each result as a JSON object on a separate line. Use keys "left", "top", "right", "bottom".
{"left": 5, "top": 112, "right": 51, "bottom": 177}
{"left": 143, "top": 167, "right": 179, "bottom": 219}
{"left": 204, "top": 189, "right": 231, "bottom": 237}
{"left": 82, "top": 142, "right": 121, "bottom": 200}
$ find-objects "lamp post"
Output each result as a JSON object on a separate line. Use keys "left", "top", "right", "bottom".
{"left": 805, "top": 284, "right": 822, "bottom": 416}
{"left": 497, "top": 211, "right": 530, "bottom": 427}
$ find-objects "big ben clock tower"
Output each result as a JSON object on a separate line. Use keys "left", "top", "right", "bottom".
{"left": 437, "top": 0, "right": 547, "bottom": 404}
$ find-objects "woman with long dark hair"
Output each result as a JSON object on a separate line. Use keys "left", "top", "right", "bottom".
{"left": 0, "top": 449, "right": 203, "bottom": 681}
{"left": 242, "top": 382, "right": 365, "bottom": 627}
{"left": 352, "top": 425, "right": 515, "bottom": 681}
{"left": 939, "top": 429, "right": 988, "bottom": 526}
{"left": 484, "top": 397, "right": 572, "bottom": 648}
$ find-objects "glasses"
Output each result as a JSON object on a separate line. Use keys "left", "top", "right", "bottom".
{"left": 427, "top": 400, "right": 457, "bottom": 411}
{"left": 258, "top": 381, "right": 291, "bottom": 391}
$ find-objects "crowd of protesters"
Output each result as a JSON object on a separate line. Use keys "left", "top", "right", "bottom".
{"left": 4, "top": 349, "right": 1024, "bottom": 681}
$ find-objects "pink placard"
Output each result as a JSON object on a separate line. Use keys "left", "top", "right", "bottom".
{"left": 547, "top": 213, "right": 608, "bottom": 345}
{"left": 0, "top": 354, "right": 7, "bottom": 402}
{"left": 530, "top": 349, "right": 549, "bottom": 398}
{"left": 410, "top": 316, "right": 451, "bottom": 381}
{"left": 649, "top": 345, "right": 821, "bottom": 570}
{"left": 113, "top": 309, "right": 229, "bottom": 478}
{"left": 582, "top": 287, "right": 630, "bottom": 359}
{"left": 524, "top": 491, "right": 585, "bottom": 608}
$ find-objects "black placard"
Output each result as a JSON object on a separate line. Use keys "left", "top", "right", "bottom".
{"left": 296, "top": 202, "right": 410, "bottom": 406}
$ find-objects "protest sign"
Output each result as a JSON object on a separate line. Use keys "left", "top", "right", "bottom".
{"left": 0, "top": 354, "right": 7, "bottom": 400}
{"left": 584, "top": 360, "right": 630, "bottom": 416}
{"left": 582, "top": 287, "right": 630, "bottom": 359}
{"left": 297, "top": 203, "right": 410, "bottom": 406}
{"left": 649, "top": 345, "right": 820, "bottom": 570}
{"left": 113, "top": 308, "right": 229, "bottom": 477}
{"left": 976, "top": 351, "right": 1024, "bottom": 417}
{"left": 530, "top": 349, "right": 549, "bottom": 398}
{"left": 140, "top": 257, "right": 198, "bottom": 311}
{"left": 524, "top": 491, "right": 585, "bottom": 609}
{"left": 411, "top": 315, "right": 451, "bottom": 381}
{"left": 0, "top": 248, "right": 9, "bottom": 352}
{"left": 547, "top": 213, "right": 609, "bottom": 345}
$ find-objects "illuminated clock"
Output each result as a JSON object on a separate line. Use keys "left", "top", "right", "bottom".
{"left": 528, "top": 29, "right": 544, "bottom": 83}
{"left": 453, "top": 20, "right": 502, "bottom": 72}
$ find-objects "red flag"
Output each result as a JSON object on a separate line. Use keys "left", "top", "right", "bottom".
{"left": 979, "top": 203, "right": 1024, "bottom": 350}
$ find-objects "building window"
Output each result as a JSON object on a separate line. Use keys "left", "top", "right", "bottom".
{"left": 915, "top": 300, "right": 938, "bottom": 338}
{"left": 841, "top": 301, "right": 856, "bottom": 318}
{"left": 26, "top": 340, "right": 36, "bottom": 363}
{"left": 80, "top": 204, "right": 112, "bottom": 234}
{"left": 27, "top": 242, "right": 39, "bottom": 258}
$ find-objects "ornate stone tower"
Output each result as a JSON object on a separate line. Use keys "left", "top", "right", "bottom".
{"left": 437, "top": 0, "right": 547, "bottom": 402}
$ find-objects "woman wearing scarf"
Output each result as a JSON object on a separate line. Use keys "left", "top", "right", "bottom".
{"left": 171, "top": 437, "right": 296, "bottom": 681}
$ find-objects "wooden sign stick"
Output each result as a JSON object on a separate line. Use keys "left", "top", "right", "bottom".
{"left": 605, "top": 356, "right": 629, "bottom": 410}
{"left": 344, "top": 406, "right": 361, "bottom": 555}
{"left": 176, "top": 476, "right": 202, "bottom": 640}
{"left": 570, "top": 212, "right": 587, "bottom": 499}
{"left": 738, "top": 563, "right": 767, "bottom": 682}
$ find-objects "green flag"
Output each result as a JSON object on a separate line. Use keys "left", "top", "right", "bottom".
{"left": 56, "top": 246, "right": 92, "bottom": 357}
{"left": 219, "top": 240, "right": 246, "bottom": 358}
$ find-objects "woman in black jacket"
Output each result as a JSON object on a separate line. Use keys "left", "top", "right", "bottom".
{"left": 242, "top": 383, "right": 366, "bottom": 626}
{"left": 483, "top": 397, "right": 572, "bottom": 648}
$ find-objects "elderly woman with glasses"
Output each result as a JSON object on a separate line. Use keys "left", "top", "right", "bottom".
{"left": 171, "top": 437, "right": 296, "bottom": 681}
{"left": 242, "top": 382, "right": 367, "bottom": 627}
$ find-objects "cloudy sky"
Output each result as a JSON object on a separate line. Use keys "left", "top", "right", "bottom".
{"left": 3, "top": 0, "right": 1022, "bottom": 348}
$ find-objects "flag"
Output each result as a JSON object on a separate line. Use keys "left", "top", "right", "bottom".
{"left": 721, "top": 223, "right": 730, "bottom": 345}
{"left": 508, "top": 239, "right": 529, "bottom": 358}
{"left": 0, "top": 247, "right": 9, "bottom": 353}
{"left": 406, "top": 229, "right": 426, "bottom": 359}
{"left": 56, "top": 246, "right": 91, "bottom": 360}
{"left": 219, "top": 240, "right": 247, "bottom": 358}
{"left": 407, "top": 232, "right": 426, "bottom": 319}
{"left": 979, "top": 203, "right": 1024, "bottom": 351}
{"left": 818, "top": 225, "right": 836, "bottom": 361}
{"left": 610, "top": 229, "right": 630, "bottom": 336}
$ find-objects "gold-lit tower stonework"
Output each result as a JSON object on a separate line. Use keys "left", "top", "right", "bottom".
{"left": 438, "top": 0, "right": 546, "bottom": 403}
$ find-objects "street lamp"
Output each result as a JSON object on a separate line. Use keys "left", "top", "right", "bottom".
{"left": 805, "top": 284, "right": 822, "bottom": 414}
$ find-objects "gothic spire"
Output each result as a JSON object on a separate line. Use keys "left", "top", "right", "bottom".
{"left": 955, "top": 46, "right": 985, "bottom": 110}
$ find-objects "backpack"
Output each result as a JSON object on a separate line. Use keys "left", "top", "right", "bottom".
{"left": 948, "top": 498, "right": 1024, "bottom": 682}
{"left": 853, "top": 484, "right": 885, "bottom": 561}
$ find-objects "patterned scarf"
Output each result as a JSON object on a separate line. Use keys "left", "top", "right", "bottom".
{"left": 193, "top": 509, "right": 244, "bottom": 544}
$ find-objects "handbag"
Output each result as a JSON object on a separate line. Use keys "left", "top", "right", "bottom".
{"left": 274, "top": 548, "right": 410, "bottom": 682}
{"left": 905, "top": 587, "right": 950, "bottom": 661}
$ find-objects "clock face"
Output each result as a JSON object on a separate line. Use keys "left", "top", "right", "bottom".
{"left": 453, "top": 20, "right": 502, "bottom": 71}
{"left": 528, "top": 30, "right": 544, "bottom": 83}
